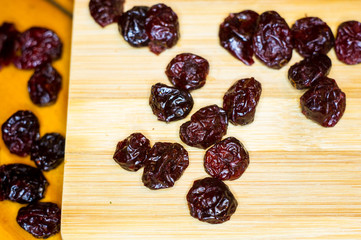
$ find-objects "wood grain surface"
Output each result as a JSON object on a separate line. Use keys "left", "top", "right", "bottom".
{"left": 62, "top": 0, "right": 361, "bottom": 239}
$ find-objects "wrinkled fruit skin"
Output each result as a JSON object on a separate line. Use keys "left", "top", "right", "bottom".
{"left": 187, "top": 177, "right": 238, "bottom": 224}
{"left": 204, "top": 137, "right": 249, "bottom": 181}
{"left": 14, "top": 27, "right": 63, "bottom": 70}
{"left": 180, "top": 105, "right": 228, "bottom": 149}
{"left": 145, "top": 3, "right": 179, "bottom": 55}
{"left": 113, "top": 133, "right": 151, "bottom": 171}
{"left": 335, "top": 21, "right": 361, "bottom": 65}
{"left": 292, "top": 17, "right": 334, "bottom": 58}
{"left": 17, "top": 202, "right": 61, "bottom": 239}
{"left": 2, "top": 110, "right": 40, "bottom": 157}
{"left": 31, "top": 133, "right": 65, "bottom": 171}
{"left": 223, "top": 78, "right": 262, "bottom": 125}
{"left": 300, "top": 77, "right": 346, "bottom": 127}
{"left": 288, "top": 54, "right": 332, "bottom": 89}
{"left": 142, "top": 142, "right": 189, "bottom": 190}
{"left": 28, "top": 63, "right": 62, "bottom": 106}
{"left": 89, "top": 0, "right": 124, "bottom": 27}
{"left": 149, "top": 83, "right": 194, "bottom": 122}
{"left": 219, "top": 10, "right": 259, "bottom": 66}
{"left": 0, "top": 22, "right": 20, "bottom": 69}
{"left": 0, "top": 164, "right": 48, "bottom": 203}
{"left": 253, "top": 11, "right": 293, "bottom": 69}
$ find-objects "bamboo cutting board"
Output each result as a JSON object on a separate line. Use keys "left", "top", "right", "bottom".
{"left": 62, "top": 0, "right": 361, "bottom": 239}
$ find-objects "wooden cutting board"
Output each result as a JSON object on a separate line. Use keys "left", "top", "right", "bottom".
{"left": 62, "top": 0, "right": 361, "bottom": 239}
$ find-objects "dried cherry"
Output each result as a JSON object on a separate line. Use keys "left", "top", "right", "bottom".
{"left": 335, "top": 21, "right": 361, "bottom": 65}
{"left": 0, "top": 22, "right": 19, "bottom": 69}
{"left": 89, "top": 0, "right": 124, "bottom": 27}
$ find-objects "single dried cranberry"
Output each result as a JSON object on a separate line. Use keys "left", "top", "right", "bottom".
{"left": 288, "top": 54, "right": 332, "bottom": 89}
{"left": 28, "top": 63, "right": 62, "bottom": 106}
{"left": 89, "top": 0, "right": 124, "bottom": 27}
{"left": 113, "top": 133, "right": 151, "bottom": 171}
{"left": 292, "top": 17, "right": 334, "bottom": 58}
{"left": 142, "top": 142, "right": 189, "bottom": 190}
{"left": 253, "top": 11, "right": 293, "bottom": 69}
{"left": 2, "top": 110, "right": 40, "bottom": 157}
{"left": 17, "top": 202, "right": 61, "bottom": 239}
{"left": 0, "top": 22, "right": 20, "bottom": 69}
{"left": 335, "top": 21, "right": 361, "bottom": 65}
{"left": 180, "top": 105, "right": 228, "bottom": 149}
{"left": 145, "top": 3, "right": 180, "bottom": 54}
{"left": 187, "top": 177, "right": 238, "bottom": 224}
{"left": 219, "top": 10, "right": 259, "bottom": 65}
{"left": 0, "top": 164, "right": 48, "bottom": 203}
{"left": 149, "top": 83, "right": 193, "bottom": 122}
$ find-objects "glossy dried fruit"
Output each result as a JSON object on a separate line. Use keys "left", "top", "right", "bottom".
{"left": 89, "top": 0, "right": 124, "bottom": 27}
{"left": 335, "top": 21, "right": 361, "bottom": 65}
{"left": 292, "top": 17, "right": 334, "bottom": 58}
{"left": 17, "top": 202, "right": 61, "bottom": 239}
{"left": 149, "top": 83, "right": 194, "bottom": 122}
{"left": 253, "top": 11, "right": 293, "bottom": 69}
{"left": 219, "top": 10, "right": 259, "bottom": 65}
{"left": 0, "top": 22, "right": 20, "bottom": 69}
{"left": 288, "top": 54, "right": 332, "bottom": 89}
{"left": 0, "top": 164, "right": 48, "bottom": 203}
{"left": 2, "top": 110, "right": 40, "bottom": 157}
{"left": 145, "top": 3, "right": 180, "bottom": 54}
{"left": 187, "top": 177, "right": 238, "bottom": 224}
{"left": 180, "top": 105, "right": 228, "bottom": 149}
{"left": 223, "top": 77, "right": 262, "bottom": 125}
{"left": 165, "top": 53, "right": 209, "bottom": 90}
{"left": 113, "top": 133, "right": 151, "bottom": 171}
{"left": 142, "top": 142, "right": 189, "bottom": 190}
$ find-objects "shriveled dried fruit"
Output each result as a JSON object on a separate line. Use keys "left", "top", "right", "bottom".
{"left": 0, "top": 22, "right": 20, "bottom": 69}
{"left": 142, "top": 142, "right": 189, "bottom": 190}
{"left": 89, "top": 0, "right": 124, "bottom": 27}
{"left": 335, "top": 21, "right": 361, "bottom": 65}
{"left": 17, "top": 202, "right": 61, "bottom": 239}
{"left": 187, "top": 177, "right": 238, "bottom": 224}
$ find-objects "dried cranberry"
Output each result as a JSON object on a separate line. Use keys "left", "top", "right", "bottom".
{"left": 89, "top": 0, "right": 124, "bottom": 27}
{"left": 288, "top": 54, "right": 332, "bottom": 89}
{"left": 2, "top": 110, "right": 40, "bottom": 157}
{"left": 180, "top": 105, "right": 228, "bottom": 149}
{"left": 145, "top": 3, "right": 179, "bottom": 55}
{"left": 142, "top": 142, "right": 189, "bottom": 190}
{"left": 149, "top": 83, "right": 193, "bottom": 122}
{"left": 17, "top": 202, "right": 61, "bottom": 239}
{"left": 187, "top": 177, "right": 238, "bottom": 224}
{"left": 0, "top": 164, "right": 48, "bottom": 203}
{"left": 335, "top": 21, "right": 361, "bottom": 65}
{"left": 0, "top": 22, "right": 20, "bottom": 69}
{"left": 219, "top": 10, "right": 259, "bottom": 65}
{"left": 292, "top": 17, "right": 334, "bottom": 58}
{"left": 253, "top": 11, "right": 293, "bottom": 69}
{"left": 113, "top": 133, "right": 151, "bottom": 172}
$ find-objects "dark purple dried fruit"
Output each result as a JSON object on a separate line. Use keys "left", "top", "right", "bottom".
{"left": 89, "top": 0, "right": 124, "bottom": 27}
{"left": 335, "top": 21, "right": 361, "bottom": 65}
{"left": 0, "top": 22, "right": 20, "bottom": 70}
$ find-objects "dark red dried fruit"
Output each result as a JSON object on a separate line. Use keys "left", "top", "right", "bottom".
{"left": 335, "top": 21, "right": 361, "bottom": 65}
{"left": 300, "top": 77, "right": 346, "bottom": 127}
{"left": 149, "top": 83, "right": 194, "bottom": 122}
{"left": 17, "top": 202, "right": 61, "bottom": 239}
{"left": 253, "top": 11, "right": 293, "bottom": 69}
{"left": 223, "top": 77, "right": 262, "bottom": 125}
{"left": 288, "top": 54, "right": 332, "bottom": 89}
{"left": 180, "top": 105, "right": 228, "bottom": 149}
{"left": 0, "top": 22, "right": 20, "bottom": 69}
{"left": 142, "top": 142, "right": 189, "bottom": 190}
{"left": 292, "top": 17, "right": 334, "bottom": 58}
{"left": 219, "top": 10, "right": 259, "bottom": 65}
{"left": 30, "top": 133, "right": 65, "bottom": 171}
{"left": 89, "top": 0, "right": 124, "bottom": 27}
{"left": 2, "top": 110, "right": 40, "bottom": 157}
{"left": 187, "top": 177, "right": 238, "bottom": 224}
{"left": 0, "top": 164, "right": 48, "bottom": 203}
{"left": 28, "top": 63, "right": 62, "bottom": 106}
{"left": 113, "top": 133, "right": 151, "bottom": 172}
{"left": 145, "top": 3, "right": 180, "bottom": 55}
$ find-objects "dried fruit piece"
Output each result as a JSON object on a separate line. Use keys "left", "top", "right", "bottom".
{"left": 187, "top": 177, "right": 238, "bottom": 224}
{"left": 2, "top": 110, "right": 40, "bottom": 157}
{"left": 219, "top": 10, "right": 259, "bottom": 65}
{"left": 17, "top": 202, "right": 61, "bottom": 239}
{"left": 0, "top": 22, "right": 20, "bottom": 69}
{"left": 142, "top": 142, "right": 189, "bottom": 190}
{"left": 223, "top": 77, "right": 262, "bottom": 125}
{"left": 335, "top": 21, "right": 361, "bottom": 65}
{"left": 180, "top": 105, "right": 228, "bottom": 149}
{"left": 89, "top": 0, "right": 124, "bottom": 27}
{"left": 204, "top": 137, "right": 249, "bottom": 181}
{"left": 253, "top": 11, "right": 293, "bottom": 69}
{"left": 113, "top": 133, "right": 151, "bottom": 171}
